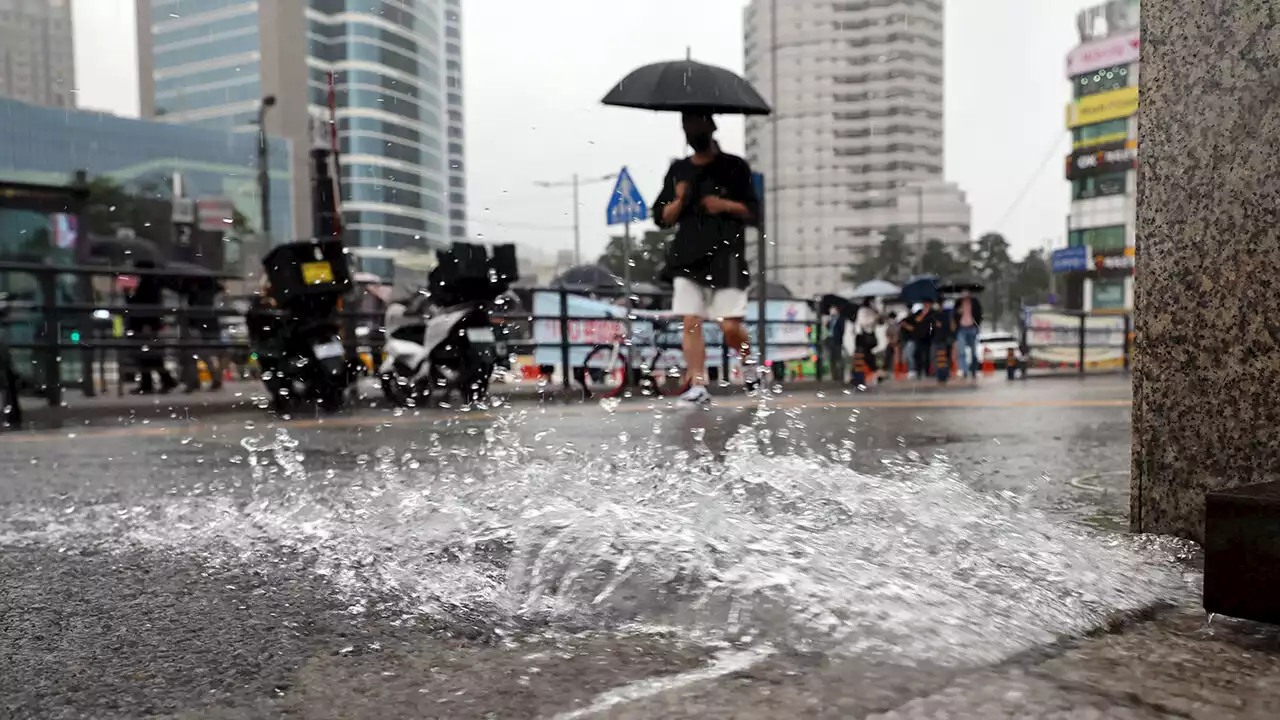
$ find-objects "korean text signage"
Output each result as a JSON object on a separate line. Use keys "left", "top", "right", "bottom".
{"left": 1066, "top": 140, "right": 1138, "bottom": 179}
{"left": 1094, "top": 246, "right": 1135, "bottom": 274}
{"left": 1067, "top": 29, "right": 1140, "bottom": 76}
{"left": 1052, "top": 246, "right": 1090, "bottom": 274}
{"left": 1067, "top": 86, "right": 1139, "bottom": 128}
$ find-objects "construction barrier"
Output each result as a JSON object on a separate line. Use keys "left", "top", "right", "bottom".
{"left": 851, "top": 351, "right": 869, "bottom": 386}
{"left": 934, "top": 346, "right": 950, "bottom": 383}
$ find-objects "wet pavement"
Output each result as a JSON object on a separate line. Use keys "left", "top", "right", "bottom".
{"left": 2, "top": 376, "right": 1277, "bottom": 718}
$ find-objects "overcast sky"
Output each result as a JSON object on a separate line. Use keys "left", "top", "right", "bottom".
{"left": 71, "top": 0, "right": 1097, "bottom": 263}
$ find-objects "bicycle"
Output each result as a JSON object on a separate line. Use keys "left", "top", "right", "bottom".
{"left": 579, "top": 315, "right": 690, "bottom": 398}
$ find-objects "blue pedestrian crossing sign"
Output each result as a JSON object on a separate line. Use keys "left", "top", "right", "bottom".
{"left": 606, "top": 166, "right": 648, "bottom": 226}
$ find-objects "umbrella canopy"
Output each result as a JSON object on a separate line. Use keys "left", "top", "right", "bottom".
{"left": 938, "top": 278, "right": 986, "bottom": 294}
{"left": 602, "top": 59, "right": 772, "bottom": 116}
{"left": 817, "top": 294, "right": 858, "bottom": 318}
{"left": 160, "top": 260, "right": 223, "bottom": 294}
{"left": 899, "top": 275, "right": 940, "bottom": 305}
{"left": 87, "top": 234, "right": 160, "bottom": 265}
{"left": 848, "top": 279, "right": 901, "bottom": 300}
{"left": 551, "top": 264, "right": 623, "bottom": 292}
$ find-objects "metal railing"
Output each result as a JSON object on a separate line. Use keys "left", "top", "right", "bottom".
{"left": 0, "top": 262, "right": 829, "bottom": 406}
{"left": 1018, "top": 308, "right": 1132, "bottom": 375}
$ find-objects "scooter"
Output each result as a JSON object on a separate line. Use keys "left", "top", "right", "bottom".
{"left": 256, "top": 314, "right": 353, "bottom": 413}
{"left": 377, "top": 241, "right": 518, "bottom": 407}
{"left": 251, "top": 238, "right": 356, "bottom": 414}
{"left": 379, "top": 296, "right": 499, "bottom": 407}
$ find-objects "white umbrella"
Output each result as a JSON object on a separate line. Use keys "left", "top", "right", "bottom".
{"left": 848, "top": 280, "right": 901, "bottom": 299}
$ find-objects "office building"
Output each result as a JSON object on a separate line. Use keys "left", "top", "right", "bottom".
{"left": 135, "top": 0, "right": 464, "bottom": 279}
{"left": 0, "top": 0, "right": 76, "bottom": 108}
{"left": 0, "top": 94, "right": 293, "bottom": 267}
{"left": 742, "top": 0, "right": 971, "bottom": 298}
{"left": 1055, "top": 0, "right": 1139, "bottom": 312}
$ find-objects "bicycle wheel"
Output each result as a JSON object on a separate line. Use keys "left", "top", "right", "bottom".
{"left": 648, "top": 353, "right": 690, "bottom": 397}
{"left": 582, "top": 344, "right": 627, "bottom": 398}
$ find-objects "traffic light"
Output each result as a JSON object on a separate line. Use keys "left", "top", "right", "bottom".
{"left": 69, "top": 331, "right": 81, "bottom": 344}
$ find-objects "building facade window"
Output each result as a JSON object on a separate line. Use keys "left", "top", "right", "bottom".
{"left": 154, "top": 30, "right": 260, "bottom": 68}
{"left": 1092, "top": 278, "right": 1126, "bottom": 310}
{"left": 1072, "top": 118, "right": 1128, "bottom": 147}
{"left": 1071, "top": 171, "right": 1128, "bottom": 200}
{"left": 1069, "top": 225, "right": 1126, "bottom": 251}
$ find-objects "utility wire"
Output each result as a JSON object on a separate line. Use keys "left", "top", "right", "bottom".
{"left": 468, "top": 218, "right": 575, "bottom": 231}
{"left": 990, "top": 129, "right": 1071, "bottom": 233}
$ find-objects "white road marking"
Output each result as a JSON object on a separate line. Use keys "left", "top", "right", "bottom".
{"left": 552, "top": 646, "right": 775, "bottom": 719}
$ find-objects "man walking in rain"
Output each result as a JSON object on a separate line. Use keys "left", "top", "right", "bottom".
{"left": 653, "top": 112, "right": 761, "bottom": 406}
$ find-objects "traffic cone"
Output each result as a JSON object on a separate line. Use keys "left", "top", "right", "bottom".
{"left": 982, "top": 356, "right": 996, "bottom": 376}
{"left": 934, "top": 347, "right": 950, "bottom": 383}
{"left": 851, "top": 351, "right": 867, "bottom": 386}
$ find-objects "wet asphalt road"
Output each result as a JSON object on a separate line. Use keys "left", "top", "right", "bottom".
{"left": 0, "top": 376, "right": 1182, "bottom": 719}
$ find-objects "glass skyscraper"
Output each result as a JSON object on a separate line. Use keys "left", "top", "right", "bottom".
{"left": 136, "top": 0, "right": 465, "bottom": 279}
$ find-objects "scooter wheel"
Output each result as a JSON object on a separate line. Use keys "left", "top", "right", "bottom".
{"left": 318, "top": 387, "right": 346, "bottom": 413}
{"left": 381, "top": 373, "right": 422, "bottom": 408}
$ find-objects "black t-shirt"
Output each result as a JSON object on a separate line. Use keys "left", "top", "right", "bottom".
{"left": 652, "top": 151, "right": 760, "bottom": 290}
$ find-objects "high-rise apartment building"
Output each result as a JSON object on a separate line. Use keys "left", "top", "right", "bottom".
{"left": 136, "top": 0, "right": 465, "bottom": 278}
{"left": 1056, "top": 0, "right": 1139, "bottom": 313}
{"left": 0, "top": 0, "right": 75, "bottom": 108}
{"left": 743, "top": 0, "right": 970, "bottom": 297}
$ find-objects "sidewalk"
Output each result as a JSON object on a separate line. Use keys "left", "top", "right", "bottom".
{"left": 13, "top": 372, "right": 1127, "bottom": 428}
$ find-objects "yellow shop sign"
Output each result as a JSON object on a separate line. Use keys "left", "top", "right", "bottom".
{"left": 1067, "top": 86, "right": 1139, "bottom": 128}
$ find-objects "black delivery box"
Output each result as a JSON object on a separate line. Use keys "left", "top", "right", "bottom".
{"left": 430, "top": 242, "right": 520, "bottom": 303}
{"left": 263, "top": 238, "right": 352, "bottom": 303}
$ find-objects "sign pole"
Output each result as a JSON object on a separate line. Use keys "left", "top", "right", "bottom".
{"left": 755, "top": 173, "right": 768, "bottom": 371}
{"left": 623, "top": 218, "right": 634, "bottom": 390}
{"left": 605, "top": 166, "right": 647, "bottom": 392}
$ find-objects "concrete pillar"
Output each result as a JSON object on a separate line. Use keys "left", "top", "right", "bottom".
{"left": 1132, "top": 1, "right": 1280, "bottom": 542}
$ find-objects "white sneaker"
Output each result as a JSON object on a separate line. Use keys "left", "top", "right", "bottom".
{"left": 678, "top": 384, "right": 712, "bottom": 407}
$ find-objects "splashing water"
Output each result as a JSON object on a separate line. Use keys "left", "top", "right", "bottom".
{"left": 0, "top": 403, "right": 1196, "bottom": 665}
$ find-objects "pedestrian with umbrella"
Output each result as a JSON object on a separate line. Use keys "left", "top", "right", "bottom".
{"left": 603, "top": 57, "right": 770, "bottom": 407}
{"left": 898, "top": 276, "right": 942, "bottom": 380}
{"left": 940, "top": 279, "right": 985, "bottom": 381}
{"left": 818, "top": 294, "right": 855, "bottom": 383}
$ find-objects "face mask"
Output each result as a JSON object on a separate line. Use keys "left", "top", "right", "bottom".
{"left": 686, "top": 131, "right": 713, "bottom": 153}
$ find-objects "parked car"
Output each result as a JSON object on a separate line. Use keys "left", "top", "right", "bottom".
{"left": 979, "top": 331, "right": 1021, "bottom": 368}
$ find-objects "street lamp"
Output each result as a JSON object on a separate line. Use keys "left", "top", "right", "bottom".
{"left": 534, "top": 172, "right": 615, "bottom": 265}
{"left": 257, "top": 95, "right": 277, "bottom": 243}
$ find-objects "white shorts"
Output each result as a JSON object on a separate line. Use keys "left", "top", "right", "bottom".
{"left": 671, "top": 277, "right": 748, "bottom": 320}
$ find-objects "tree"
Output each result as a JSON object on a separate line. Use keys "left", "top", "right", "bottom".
{"left": 969, "top": 232, "right": 1015, "bottom": 328}
{"left": 843, "top": 226, "right": 914, "bottom": 285}
{"left": 597, "top": 229, "right": 671, "bottom": 285}
{"left": 918, "top": 239, "right": 968, "bottom": 278}
{"left": 1007, "top": 249, "right": 1052, "bottom": 309}
{"left": 84, "top": 176, "right": 149, "bottom": 237}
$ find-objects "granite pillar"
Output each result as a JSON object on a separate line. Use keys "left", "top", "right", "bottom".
{"left": 1132, "top": 1, "right": 1280, "bottom": 542}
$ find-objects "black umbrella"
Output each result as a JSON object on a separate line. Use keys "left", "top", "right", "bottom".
{"left": 160, "top": 260, "right": 223, "bottom": 294}
{"left": 87, "top": 234, "right": 160, "bottom": 265}
{"left": 602, "top": 59, "right": 772, "bottom": 116}
{"left": 899, "top": 275, "right": 941, "bottom": 305}
{"left": 938, "top": 278, "right": 985, "bottom": 294}
{"left": 817, "top": 293, "right": 857, "bottom": 318}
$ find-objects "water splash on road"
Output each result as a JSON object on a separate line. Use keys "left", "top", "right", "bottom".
{"left": 0, "top": 400, "right": 1196, "bottom": 664}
